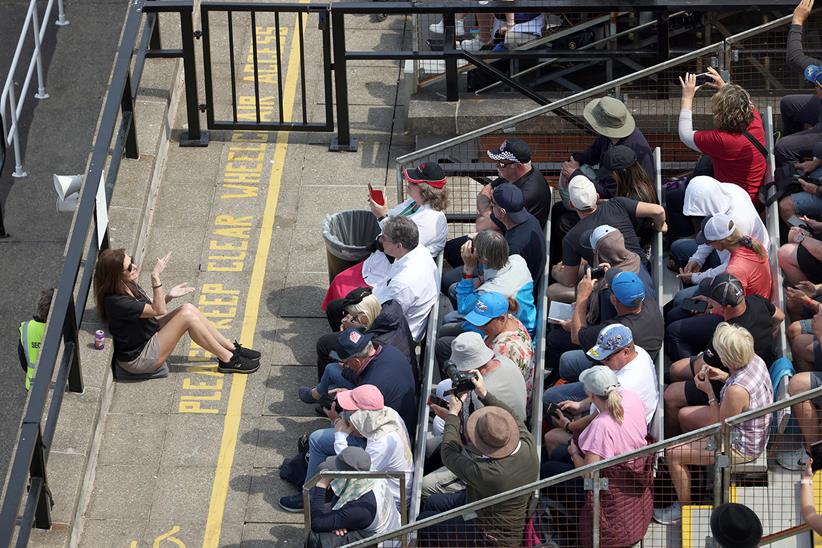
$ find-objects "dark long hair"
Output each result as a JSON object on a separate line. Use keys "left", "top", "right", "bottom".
{"left": 93, "top": 248, "right": 133, "bottom": 320}
{"left": 615, "top": 163, "right": 658, "bottom": 205}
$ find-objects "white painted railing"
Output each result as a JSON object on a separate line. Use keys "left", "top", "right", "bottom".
{"left": 0, "top": 0, "right": 69, "bottom": 178}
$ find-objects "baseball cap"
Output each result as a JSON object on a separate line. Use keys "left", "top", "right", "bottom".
{"left": 318, "top": 446, "right": 371, "bottom": 473}
{"left": 331, "top": 327, "right": 374, "bottom": 361}
{"left": 701, "top": 341, "right": 726, "bottom": 369}
{"left": 698, "top": 273, "right": 744, "bottom": 307}
{"left": 336, "top": 384, "right": 384, "bottom": 411}
{"left": 695, "top": 214, "right": 735, "bottom": 245}
{"left": 579, "top": 366, "right": 620, "bottom": 397}
{"left": 568, "top": 175, "right": 597, "bottom": 211}
{"left": 487, "top": 139, "right": 532, "bottom": 164}
{"left": 580, "top": 224, "right": 619, "bottom": 251}
{"left": 587, "top": 323, "right": 634, "bottom": 361}
{"left": 609, "top": 270, "right": 645, "bottom": 307}
{"left": 341, "top": 287, "right": 372, "bottom": 308}
{"left": 403, "top": 162, "right": 447, "bottom": 188}
{"left": 450, "top": 332, "right": 495, "bottom": 371}
{"left": 465, "top": 291, "right": 509, "bottom": 327}
{"left": 805, "top": 64, "right": 822, "bottom": 87}
{"left": 492, "top": 183, "right": 529, "bottom": 224}
{"left": 601, "top": 145, "right": 637, "bottom": 172}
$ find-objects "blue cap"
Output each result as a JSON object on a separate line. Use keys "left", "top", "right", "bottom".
{"left": 465, "top": 292, "right": 509, "bottom": 327}
{"left": 587, "top": 323, "right": 634, "bottom": 361}
{"left": 609, "top": 270, "right": 645, "bottom": 307}
{"left": 805, "top": 64, "right": 822, "bottom": 87}
{"left": 492, "top": 183, "right": 529, "bottom": 224}
{"left": 332, "top": 328, "right": 374, "bottom": 360}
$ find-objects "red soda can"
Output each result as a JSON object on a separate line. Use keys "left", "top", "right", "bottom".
{"left": 95, "top": 330, "right": 105, "bottom": 350}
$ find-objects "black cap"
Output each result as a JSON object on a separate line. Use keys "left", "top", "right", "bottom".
{"left": 487, "top": 139, "right": 532, "bottom": 164}
{"left": 702, "top": 341, "right": 725, "bottom": 369}
{"left": 710, "top": 503, "right": 763, "bottom": 548}
{"left": 341, "top": 287, "right": 372, "bottom": 308}
{"left": 601, "top": 145, "right": 637, "bottom": 171}
{"left": 703, "top": 273, "right": 745, "bottom": 307}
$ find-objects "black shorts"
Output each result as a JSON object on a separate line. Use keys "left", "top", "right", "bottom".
{"left": 797, "top": 243, "right": 822, "bottom": 284}
{"left": 683, "top": 354, "right": 724, "bottom": 405}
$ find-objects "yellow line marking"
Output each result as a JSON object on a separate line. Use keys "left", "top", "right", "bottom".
{"left": 202, "top": 6, "right": 308, "bottom": 547}
{"left": 681, "top": 504, "right": 712, "bottom": 548}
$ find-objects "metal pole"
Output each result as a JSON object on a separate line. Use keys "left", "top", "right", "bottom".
{"left": 122, "top": 72, "right": 139, "bottom": 159}
{"left": 329, "top": 10, "right": 357, "bottom": 152}
{"left": 31, "top": 425, "right": 53, "bottom": 529}
{"left": 56, "top": 0, "right": 69, "bottom": 26}
{"left": 8, "top": 85, "right": 27, "bottom": 178}
{"left": 31, "top": 6, "right": 49, "bottom": 99}
{"left": 64, "top": 294, "right": 84, "bottom": 393}
{"left": 591, "top": 470, "right": 601, "bottom": 548}
{"left": 178, "top": 5, "right": 207, "bottom": 146}
{"left": 443, "top": 12, "right": 458, "bottom": 101}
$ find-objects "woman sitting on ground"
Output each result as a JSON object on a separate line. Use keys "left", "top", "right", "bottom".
{"left": 306, "top": 446, "right": 400, "bottom": 548}
{"left": 93, "top": 248, "right": 260, "bottom": 375}
{"left": 321, "top": 163, "right": 448, "bottom": 310}
{"left": 304, "top": 291, "right": 416, "bottom": 404}
{"left": 655, "top": 323, "right": 773, "bottom": 524}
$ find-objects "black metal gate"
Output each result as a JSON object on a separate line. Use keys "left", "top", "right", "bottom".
{"left": 200, "top": 3, "right": 334, "bottom": 134}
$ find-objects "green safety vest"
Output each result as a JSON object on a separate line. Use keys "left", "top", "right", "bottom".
{"left": 19, "top": 320, "right": 46, "bottom": 391}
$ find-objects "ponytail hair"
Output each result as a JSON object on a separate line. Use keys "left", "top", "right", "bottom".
{"left": 605, "top": 387, "right": 624, "bottom": 425}
{"left": 507, "top": 296, "right": 519, "bottom": 316}
{"left": 722, "top": 229, "right": 766, "bottom": 259}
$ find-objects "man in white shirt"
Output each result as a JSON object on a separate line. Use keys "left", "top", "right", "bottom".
{"left": 545, "top": 324, "right": 659, "bottom": 454}
{"left": 371, "top": 216, "right": 440, "bottom": 341}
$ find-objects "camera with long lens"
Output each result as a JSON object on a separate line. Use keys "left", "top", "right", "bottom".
{"left": 445, "top": 363, "right": 477, "bottom": 394}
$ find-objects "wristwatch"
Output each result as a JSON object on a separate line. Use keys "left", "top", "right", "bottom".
{"left": 796, "top": 232, "right": 807, "bottom": 244}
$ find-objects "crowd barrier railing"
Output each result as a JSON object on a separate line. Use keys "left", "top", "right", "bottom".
{"left": 343, "top": 385, "right": 822, "bottom": 548}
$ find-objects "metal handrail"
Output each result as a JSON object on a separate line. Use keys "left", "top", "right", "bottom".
{"left": 345, "top": 385, "right": 822, "bottom": 547}
{"left": 0, "top": 0, "right": 69, "bottom": 177}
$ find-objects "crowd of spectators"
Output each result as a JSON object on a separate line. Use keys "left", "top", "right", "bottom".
{"left": 86, "top": 1, "right": 822, "bottom": 545}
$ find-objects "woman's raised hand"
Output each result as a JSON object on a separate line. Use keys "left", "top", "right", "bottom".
{"left": 152, "top": 251, "right": 172, "bottom": 280}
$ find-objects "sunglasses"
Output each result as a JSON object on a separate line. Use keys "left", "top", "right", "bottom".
{"left": 496, "top": 161, "right": 515, "bottom": 168}
{"left": 125, "top": 258, "right": 135, "bottom": 273}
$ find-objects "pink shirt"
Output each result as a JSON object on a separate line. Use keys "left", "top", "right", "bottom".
{"left": 578, "top": 389, "right": 648, "bottom": 460}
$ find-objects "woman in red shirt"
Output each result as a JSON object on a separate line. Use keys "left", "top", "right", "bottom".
{"left": 678, "top": 68, "right": 767, "bottom": 204}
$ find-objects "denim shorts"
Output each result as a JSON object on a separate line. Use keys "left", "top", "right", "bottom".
{"left": 790, "top": 191, "right": 822, "bottom": 217}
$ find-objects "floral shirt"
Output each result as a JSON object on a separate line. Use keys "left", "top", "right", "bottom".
{"left": 490, "top": 317, "right": 535, "bottom": 407}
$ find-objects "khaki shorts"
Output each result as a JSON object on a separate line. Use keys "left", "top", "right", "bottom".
{"left": 118, "top": 333, "right": 163, "bottom": 374}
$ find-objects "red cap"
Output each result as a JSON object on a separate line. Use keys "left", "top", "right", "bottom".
{"left": 336, "top": 384, "right": 384, "bottom": 411}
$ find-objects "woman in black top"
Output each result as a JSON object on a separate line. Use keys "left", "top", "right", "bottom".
{"left": 93, "top": 248, "right": 260, "bottom": 374}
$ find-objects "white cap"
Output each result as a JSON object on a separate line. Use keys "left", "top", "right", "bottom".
{"left": 696, "top": 214, "right": 735, "bottom": 244}
{"left": 579, "top": 366, "right": 620, "bottom": 397}
{"left": 590, "top": 225, "right": 618, "bottom": 249}
{"left": 568, "top": 175, "right": 597, "bottom": 211}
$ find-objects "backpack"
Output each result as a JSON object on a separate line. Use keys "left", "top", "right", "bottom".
{"left": 279, "top": 433, "right": 310, "bottom": 489}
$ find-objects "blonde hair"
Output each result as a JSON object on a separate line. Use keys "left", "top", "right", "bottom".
{"left": 605, "top": 388, "right": 625, "bottom": 424}
{"left": 719, "top": 228, "right": 767, "bottom": 259}
{"left": 417, "top": 183, "right": 448, "bottom": 212}
{"left": 345, "top": 295, "right": 382, "bottom": 329}
{"left": 711, "top": 322, "right": 755, "bottom": 370}
{"left": 712, "top": 84, "right": 755, "bottom": 133}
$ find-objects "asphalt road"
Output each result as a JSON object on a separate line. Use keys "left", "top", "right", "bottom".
{"left": 0, "top": 0, "right": 125, "bottom": 489}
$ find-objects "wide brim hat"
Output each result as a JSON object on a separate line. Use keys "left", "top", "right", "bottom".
{"left": 710, "top": 503, "right": 762, "bottom": 548}
{"left": 465, "top": 405, "right": 519, "bottom": 458}
{"left": 583, "top": 97, "right": 636, "bottom": 139}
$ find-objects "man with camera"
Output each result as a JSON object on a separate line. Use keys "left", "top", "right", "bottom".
{"left": 419, "top": 369, "right": 539, "bottom": 547}
{"left": 421, "top": 331, "right": 527, "bottom": 502}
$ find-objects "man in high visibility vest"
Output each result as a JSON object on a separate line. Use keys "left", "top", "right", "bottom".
{"left": 18, "top": 289, "right": 54, "bottom": 391}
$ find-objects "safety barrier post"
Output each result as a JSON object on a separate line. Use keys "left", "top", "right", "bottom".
{"left": 442, "top": 11, "right": 458, "bottom": 102}
{"left": 329, "top": 10, "right": 357, "bottom": 152}
{"left": 178, "top": 2, "right": 207, "bottom": 147}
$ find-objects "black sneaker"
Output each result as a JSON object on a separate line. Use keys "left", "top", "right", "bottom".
{"left": 218, "top": 354, "right": 260, "bottom": 374}
{"left": 233, "top": 340, "right": 261, "bottom": 361}
{"left": 279, "top": 493, "right": 304, "bottom": 512}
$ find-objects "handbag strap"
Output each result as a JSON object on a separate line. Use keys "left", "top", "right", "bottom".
{"left": 743, "top": 130, "right": 769, "bottom": 160}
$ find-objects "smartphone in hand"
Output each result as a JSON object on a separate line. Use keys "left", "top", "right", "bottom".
{"left": 429, "top": 395, "right": 449, "bottom": 408}
{"left": 682, "top": 297, "right": 708, "bottom": 314}
{"left": 811, "top": 440, "right": 822, "bottom": 472}
{"left": 694, "top": 73, "right": 710, "bottom": 86}
{"left": 368, "top": 184, "right": 386, "bottom": 206}
{"left": 787, "top": 215, "right": 811, "bottom": 231}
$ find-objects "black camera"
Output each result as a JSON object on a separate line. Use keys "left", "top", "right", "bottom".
{"left": 589, "top": 266, "right": 606, "bottom": 280}
{"left": 445, "top": 363, "right": 477, "bottom": 394}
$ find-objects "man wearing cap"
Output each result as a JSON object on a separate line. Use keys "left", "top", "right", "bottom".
{"left": 419, "top": 370, "right": 538, "bottom": 547}
{"left": 549, "top": 268, "right": 663, "bottom": 383}
{"left": 552, "top": 174, "right": 666, "bottom": 288}
{"left": 560, "top": 96, "right": 655, "bottom": 199}
{"left": 543, "top": 323, "right": 659, "bottom": 455}
{"left": 304, "top": 446, "right": 401, "bottom": 545}
{"left": 666, "top": 273, "right": 783, "bottom": 366}
{"left": 484, "top": 139, "right": 551, "bottom": 228}
{"left": 774, "top": 0, "right": 822, "bottom": 166}
{"left": 491, "top": 183, "right": 546, "bottom": 286}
